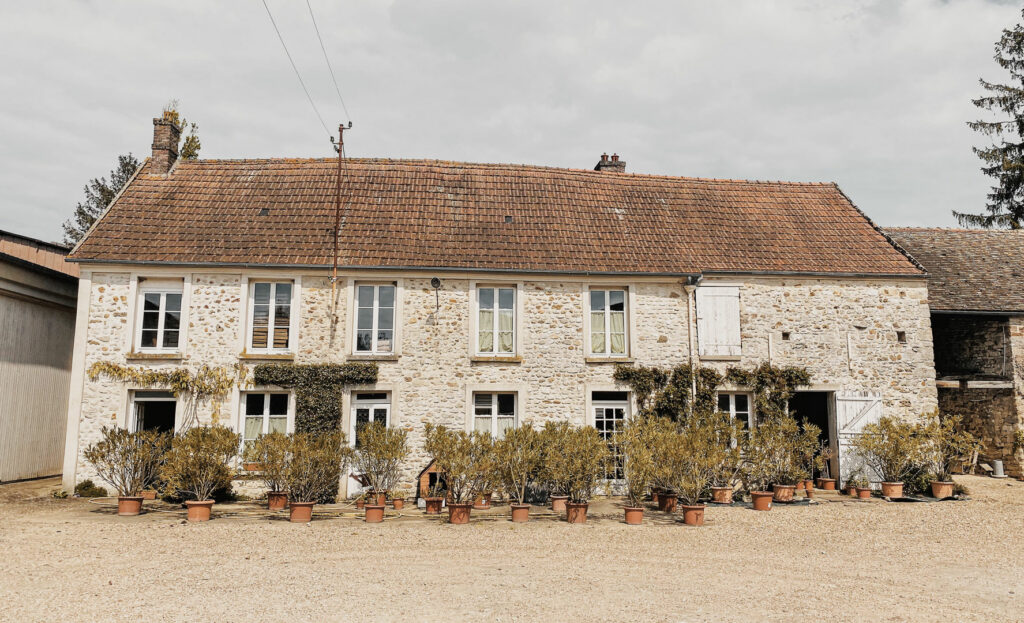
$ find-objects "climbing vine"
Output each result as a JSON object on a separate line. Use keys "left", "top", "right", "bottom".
{"left": 724, "top": 363, "right": 812, "bottom": 422}
{"left": 87, "top": 361, "right": 239, "bottom": 430}
{"left": 252, "top": 362, "right": 378, "bottom": 434}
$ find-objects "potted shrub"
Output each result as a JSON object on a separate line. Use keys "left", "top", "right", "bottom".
{"left": 613, "top": 417, "right": 659, "bottom": 524}
{"left": 671, "top": 415, "right": 733, "bottom": 527}
{"left": 353, "top": 421, "right": 409, "bottom": 523}
{"left": 84, "top": 426, "right": 169, "bottom": 516}
{"left": 815, "top": 441, "right": 837, "bottom": 490}
{"left": 561, "top": 426, "right": 610, "bottom": 524}
{"left": 539, "top": 421, "right": 573, "bottom": 512}
{"left": 391, "top": 489, "right": 408, "bottom": 510}
{"left": 851, "top": 472, "right": 872, "bottom": 499}
{"left": 424, "top": 424, "right": 491, "bottom": 524}
{"left": 161, "top": 425, "right": 240, "bottom": 522}
{"left": 242, "top": 431, "right": 290, "bottom": 510}
{"left": 285, "top": 431, "right": 351, "bottom": 523}
{"left": 922, "top": 411, "right": 980, "bottom": 499}
{"left": 493, "top": 424, "right": 544, "bottom": 522}
{"left": 741, "top": 417, "right": 800, "bottom": 511}
{"left": 473, "top": 435, "right": 498, "bottom": 510}
{"left": 710, "top": 419, "right": 743, "bottom": 505}
{"left": 852, "top": 415, "right": 929, "bottom": 500}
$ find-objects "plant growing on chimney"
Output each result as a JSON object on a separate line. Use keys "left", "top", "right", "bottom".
{"left": 162, "top": 100, "right": 201, "bottom": 160}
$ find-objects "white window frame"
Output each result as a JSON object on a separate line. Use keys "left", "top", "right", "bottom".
{"left": 471, "top": 391, "right": 518, "bottom": 439}
{"left": 134, "top": 279, "right": 185, "bottom": 353}
{"left": 473, "top": 284, "right": 518, "bottom": 356}
{"left": 128, "top": 390, "right": 179, "bottom": 433}
{"left": 587, "top": 287, "right": 629, "bottom": 357}
{"left": 591, "top": 393, "right": 630, "bottom": 481}
{"left": 239, "top": 391, "right": 295, "bottom": 448}
{"left": 352, "top": 283, "right": 397, "bottom": 355}
{"left": 246, "top": 280, "right": 296, "bottom": 353}
{"left": 349, "top": 392, "right": 392, "bottom": 446}
{"left": 717, "top": 391, "right": 754, "bottom": 446}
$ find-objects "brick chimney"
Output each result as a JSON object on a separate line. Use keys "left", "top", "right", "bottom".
{"left": 151, "top": 117, "right": 181, "bottom": 175}
{"left": 594, "top": 152, "right": 626, "bottom": 173}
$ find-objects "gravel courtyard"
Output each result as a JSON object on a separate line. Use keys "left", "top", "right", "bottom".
{"left": 1, "top": 476, "right": 1021, "bottom": 623}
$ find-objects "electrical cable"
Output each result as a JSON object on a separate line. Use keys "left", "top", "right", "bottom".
{"left": 306, "top": 0, "right": 352, "bottom": 123}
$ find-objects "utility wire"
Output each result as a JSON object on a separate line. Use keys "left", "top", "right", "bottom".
{"left": 261, "top": 0, "right": 331, "bottom": 138}
{"left": 306, "top": 0, "right": 352, "bottom": 123}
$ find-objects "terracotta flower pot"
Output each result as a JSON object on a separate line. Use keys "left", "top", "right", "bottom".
{"left": 425, "top": 497, "right": 443, "bottom": 514}
{"left": 772, "top": 484, "right": 796, "bottom": 503}
{"left": 711, "top": 486, "right": 734, "bottom": 504}
{"left": 369, "top": 491, "right": 387, "bottom": 507}
{"left": 803, "top": 480, "right": 814, "bottom": 499}
{"left": 140, "top": 490, "right": 157, "bottom": 501}
{"left": 243, "top": 462, "right": 261, "bottom": 472}
{"left": 448, "top": 503, "right": 472, "bottom": 524}
{"left": 510, "top": 503, "right": 530, "bottom": 523}
{"left": 566, "top": 502, "right": 588, "bottom": 524}
{"left": 930, "top": 480, "right": 954, "bottom": 499}
{"left": 880, "top": 482, "right": 904, "bottom": 499}
{"left": 117, "top": 496, "right": 143, "bottom": 516}
{"left": 819, "top": 478, "right": 837, "bottom": 491}
{"left": 185, "top": 500, "right": 214, "bottom": 522}
{"left": 267, "top": 491, "right": 288, "bottom": 511}
{"left": 681, "top": 504, "right": 705, "bottom": 526}
{"left": 392, "top": 498, "right": 405, "bottom": 510}
{"left": 856, "top": 487, "right": 872, "bottom": 500}
{"left": 289, "top": 501, "right": 315, "bottom": 523}
{"left": 364, "top": 504, "right": 385, "bottom": 523}
{"left": 751, "top": 491, "right": 773, "bottom": 511}
{"left": 355, "top": 498, "right": 366, "bottom": 510}
{"left": 657, "top": 493, "right": 678, "bottom": 513}
{"left": 623, "top": 506, "right": 644, "bottom": 525}
{"left": 845, "top": 484, "right": 857, "bottom": 496}
{"left": 550, "top": 494, "right": 568, "bottom": 513}
{"left": 651, "top": 489, "right": 661, "bottom": 506}
{"left": 473, "top": 492, "right": 492, "bottom": 510}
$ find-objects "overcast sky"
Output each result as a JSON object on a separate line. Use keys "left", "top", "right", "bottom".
{"left": 0, "top": 0, "right": 1020, "bottom": 243}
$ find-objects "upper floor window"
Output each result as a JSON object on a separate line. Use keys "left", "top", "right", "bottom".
{"left": 136, "top": 279, "right": 183, "bottom": 351}
{"left": 477, "top": 286, "right": 515, "bottom": 355}
{"left": 473, "top": 392, "right": 516, "bottom": 439}
{"left": 696, "top": 285, "right": 741, "bottom": 358}
{"left": 242, "top": 391, "right": 291, "bottom": 451}
{"left": 590, "top": 289, "right": 627, "bottom": 356}
{"left": 249, "top": 281, "right": 292, "bottom": 351}
{"left": 355, "top": 284, "right": 395, "bottom": 354}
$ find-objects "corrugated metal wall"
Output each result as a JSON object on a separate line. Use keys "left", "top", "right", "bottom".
{"left": 0, "top": 294, "right": 75, "bottom": 481}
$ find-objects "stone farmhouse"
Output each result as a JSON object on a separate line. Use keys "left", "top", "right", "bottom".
{"left": 888, "top": 228, "right": 1024, "bottom": 478}
{"left": 61, "top": 119, "right": 939, "bottom": 495}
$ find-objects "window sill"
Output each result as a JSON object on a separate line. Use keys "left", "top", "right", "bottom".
{"left": 347, "top": 353, "right": 400, "bottom": 362}
{"left": 585, "top": 356, "right": 635, "bottom": 364}
{"left": 699, "top": 355, "right": 743, "bottom": 362}
{"left": 125, "top": 351, "right": 184, "bottom": 362}
{"left": 238, "top": 352, "right": 295, "bottom": 361}
{"left": 470, "top": 355, "right": 523, "bottom": 364}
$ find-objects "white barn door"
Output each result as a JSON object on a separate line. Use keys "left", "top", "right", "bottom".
{"left": 835, "top": 392, "right": 882, "bottom": 486}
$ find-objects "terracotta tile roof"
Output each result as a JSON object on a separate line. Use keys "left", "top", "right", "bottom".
{"left": 886, "top": 228, "right": 1024, "bottom": 313}
{"left": 0, "top": 230, "right": 78, "bottom": 278}
{"left": 70, "top": 158, "right": 922, "bottom": 276}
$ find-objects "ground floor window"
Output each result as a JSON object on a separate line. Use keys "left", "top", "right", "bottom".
{"left": 351, "top": 392, "right": 391, "bottom": 447}
{"left": 242, "top": 392, "right": 290, "bottom": 451}
{"left": 131, "top": 391, "right": 176, "bottom": 434}
{"left": 473, "top": 392, "right": 516, "bottom": 439}
{"left": 592, "top": 391, "right": 628, "bottom": 480}
{"left": 718, "top": 392, "right": 753, "bottom": 441}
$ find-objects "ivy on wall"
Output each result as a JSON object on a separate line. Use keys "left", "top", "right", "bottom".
{"left": 252, "top": 363, "right": 378, "bottom": 434}
{"left": 724, "top": 363, "right": 812, "bottom": 421}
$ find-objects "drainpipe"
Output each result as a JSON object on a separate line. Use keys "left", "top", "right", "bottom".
{"left": 684, "top": 275, "right": 703, "bottom": 419}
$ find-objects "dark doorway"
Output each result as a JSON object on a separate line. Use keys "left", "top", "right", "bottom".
{"left": 789, "top": 391, "right": 834, "bottom": 479}
{"left": 133, "top": 392, "right": 176, "bottom": 434}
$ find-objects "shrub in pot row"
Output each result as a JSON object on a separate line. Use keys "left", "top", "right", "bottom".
{"left": 424, "top": 424, "right": 493, "bottom": 524}
{"left": 161, "top": 425, "right": 240, "bottom": 522}
{"left": 353, "top": 422, "right": 409, "bottom": 523}
{"left": 285, "top": 431, "right": 351, "bottom": 523}
{"left": 84, "top": 426, "right": 170, "bottom": 516}
{"left": 493, "top": 424, "right": 544, "bottom": 522}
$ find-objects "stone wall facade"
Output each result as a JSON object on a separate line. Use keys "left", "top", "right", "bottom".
{"left": 67, "top": 268, "right": 939, "bottom": 493}
{"left": 932, "top": 314, "right": 1010, "bottom": 378}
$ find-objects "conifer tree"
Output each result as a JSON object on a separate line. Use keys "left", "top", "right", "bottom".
{"left": 62, "top": 153, "right": 140, "bottom": 246}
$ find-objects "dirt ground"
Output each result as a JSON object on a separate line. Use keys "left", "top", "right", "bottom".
{"left": 1, "top": 476, "right": 1022, "bottom": 623}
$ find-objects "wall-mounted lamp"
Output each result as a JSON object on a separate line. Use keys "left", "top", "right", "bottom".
{"left": 430, "top": 277, "right": 441, "bottom": 312}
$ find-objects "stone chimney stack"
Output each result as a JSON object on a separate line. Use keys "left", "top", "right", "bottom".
{"left": 594, "top": 152, "right": 626, "bottom": 173}
{"left": 151, "top": 117, "right": 181, "bottom": 175}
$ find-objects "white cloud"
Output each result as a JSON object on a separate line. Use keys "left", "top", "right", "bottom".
{"left": 0, "top": 0, "right": 1018, "bottom": 241}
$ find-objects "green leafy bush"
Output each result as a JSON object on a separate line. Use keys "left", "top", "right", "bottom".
{"left": 424, "top": 424, "right": 492, "bottom": 504}
{"left": 493, "top": 424, "right": 544, "bottom": 504}
{"left": 252, "top": 363, "right": 378, "bottom": 434}
{"left": 353, "top": 422, "right": 408, "bottom": 496}
{"left": 242, "top": 431, "right": 290, "bottom": 493}
{"left": 921, "top": 411, "right": 981, "bottom": 481}
{"left": 852, "top": 415, "right": 928, "bottom": 484}
{"left": 741, "top": 416, "right": 804, "bottom": 491}
{"left": 74, "top": 479, "right": 109, "bottom": 498}
{"left": 83, "top": 427, "right": 170, "bottom": 496}
{"left": 161, "top": 425, "right": 240, "bottom": 501}
{"left": 286, "top": 431, "right": 351, "bottom": 503}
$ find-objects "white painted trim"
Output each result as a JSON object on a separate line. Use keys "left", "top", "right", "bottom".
{"left": 133, "top": 279, "right": 186, "bottom": 354}
{"left": 348, "top": 279, "right": 402, "bottom": 356}
{"left": 583, "top": 384, "right": 634, "bottom": 427}
{"left": 236, "top": 389, "right": 297, "bottom": 438}
{"left": 464, "top": 383, "right": 528, "bottom": 431}
{"left": 124, "top": 272, "right": 139, "bottom": 352}
{"left": 61, "top": 271, "right": 92, "bottom": 490}
{"left": 468, "top": 281, "right": 522, "bottom": 357}
{"left": 243, "top": 277, "right": 299, "bottom": 354}
{"left": 582, "top": 285, "right": 632, "bottom": 358}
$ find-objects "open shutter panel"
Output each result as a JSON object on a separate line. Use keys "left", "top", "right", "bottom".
{"left": 696, "top": 286, "right": 741, "bottom": 357}
{"left": 835, "top": 391, "right": 883, "bottom": 486}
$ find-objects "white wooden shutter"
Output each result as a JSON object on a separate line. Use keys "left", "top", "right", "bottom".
{"left": 695, "top": 286, "right": 741, "bottom": 357}
{"left": 835, "top": 391, "right": 883, "bottom": 485}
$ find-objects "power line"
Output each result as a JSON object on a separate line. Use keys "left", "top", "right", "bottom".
{"left": 260, "top": 0, "right": 331, "bottom": 138}
{"left": 306, "top": 0, "right": 352, "bottom": 123}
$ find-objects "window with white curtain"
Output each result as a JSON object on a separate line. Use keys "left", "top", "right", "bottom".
{"left": 354, "top": 284, "right": 395, "bottom": 353}
{"left": 477, "top": 286, "right": 515, "bottom": 355}
{"left": 249, "top": 281, "right": 292, "bottom": 351}
{"left": 241, "top": 392, "right": 291, "bottom": 451}
{"left": 590, "top": 289, "right": 627, "bottom": 356}
{"left": 473, "top": 392, "right": 516, "bottom": 439}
